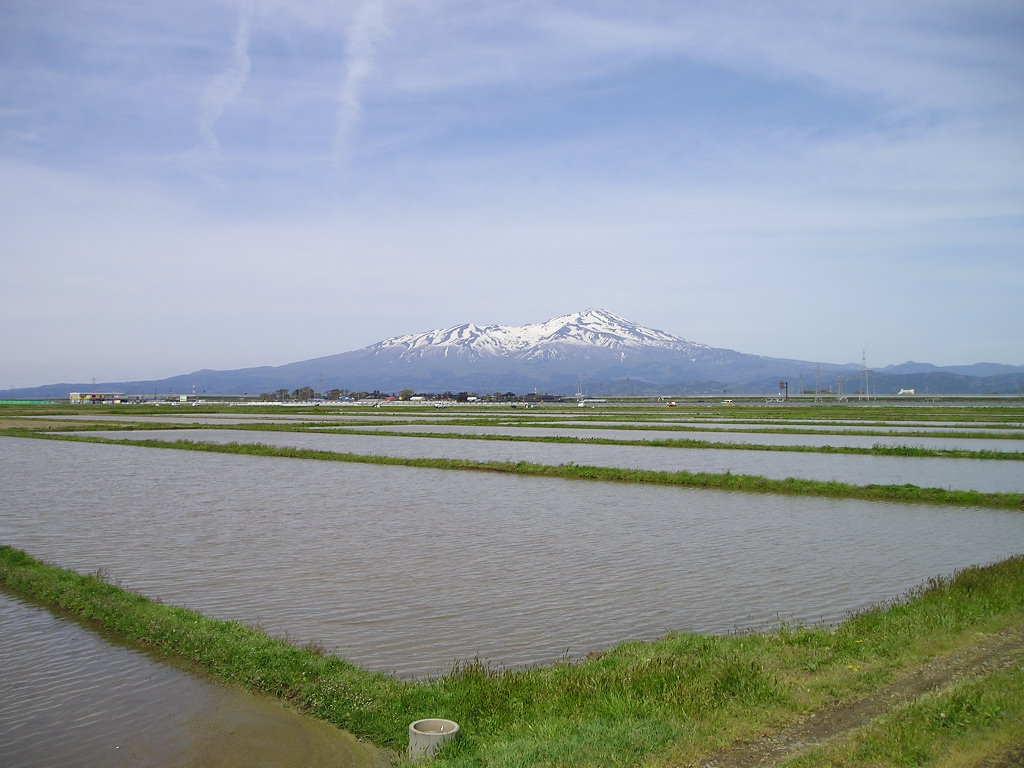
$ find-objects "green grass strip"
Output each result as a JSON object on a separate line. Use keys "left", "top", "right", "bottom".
{"left": 10, "top": 431, "right": 1024, "bottom": 509}
{"left": 9, "top": 416, "right": 1024, "bottom": 445}
{"left": 0, "top": 546, "right": 423, "bottom": 749}
{"left": 302, "top": 425, "right": 1024, "bottom": 460}
{"left": 779, "top": 664, "right": 1024, "bottom": 767}
{"left": 4, "top": 547, "right": 1024, "bottom": 767}
{"left": 54, "top": 420, "right": 1018, "bottom": 460}
{"left": 536, "top": 423, "right": 1024, "bottom": 440}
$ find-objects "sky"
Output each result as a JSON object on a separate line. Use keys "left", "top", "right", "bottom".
{"left": 2, "top": 0, "right": 1022, "bottom": 388}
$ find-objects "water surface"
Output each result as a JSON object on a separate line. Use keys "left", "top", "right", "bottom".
{"left": 342, "top": 423, "right": 1024, "bottom": 453}
{"left": 0, "top": 591, "right": 383, "bottom": 768}
{"left": 78, "top": 428, "right": 1024, "bottom": 493}
{"left": 4, "top": 437, "right": 1023, "bottom": 678}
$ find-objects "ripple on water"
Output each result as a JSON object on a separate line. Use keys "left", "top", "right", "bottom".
{"left": 72, "top": 427, "right": 1024, "bottom": 493}
{"left": 3, "top": 437, "right": 1024, "bottom": 679}
{"left": 0, "top": 592, "right": 383, "bottom": 768}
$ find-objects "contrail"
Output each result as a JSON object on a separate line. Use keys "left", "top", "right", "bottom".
{"left": 335, "top": 0, "right": 388, "bottom": 160}
{"left": 199, "top": 0, "right": 254, "bottom": 153}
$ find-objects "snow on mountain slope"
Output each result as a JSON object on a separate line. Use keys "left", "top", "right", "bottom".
{"left": 294, "top": 307, "right": 871, "bottom": 394}
{"left": 371, "top": 309, "right": 708, "bottom": 361}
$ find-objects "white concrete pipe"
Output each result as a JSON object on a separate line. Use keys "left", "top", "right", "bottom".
{"left": 408, "top": 718, "right": 459, "bottom": 762}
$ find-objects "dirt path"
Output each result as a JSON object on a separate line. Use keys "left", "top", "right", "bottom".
{"left": 693, "top": 623, "right": 1024, "bottom": 768}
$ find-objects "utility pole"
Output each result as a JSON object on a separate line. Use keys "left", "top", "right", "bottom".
{"left": 861, "top": 350, "right": 870, "bottom": 400}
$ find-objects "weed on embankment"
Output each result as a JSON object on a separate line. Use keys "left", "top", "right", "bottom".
{"left": 3, "top": 547, "right": 1023, "bottom": 767}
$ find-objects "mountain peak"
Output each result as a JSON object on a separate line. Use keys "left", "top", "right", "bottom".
{"left": 15, "top": 309, "right": 1022, "bottom": 399}
{"left": 371, "top": 309, "right": 697, "bottom": 359}
{"left": 537, "top": 309, "right": 686, "bottom": 347}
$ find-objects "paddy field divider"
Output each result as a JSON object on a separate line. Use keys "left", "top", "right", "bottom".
{"left": 3, "top": 546, "right": 1023, "bottom": 766}
{"left": 4, "top": 429, "right": 1021, "bottom": 510}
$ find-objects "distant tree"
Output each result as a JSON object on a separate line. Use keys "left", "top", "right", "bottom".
{"left": 455, "top": 391, "right": 470, "bottom": 402}
{"left": 293, "top": 386, "right": 315, "bottom": 400}
{"left": 273, "top": 388, "right": 290, "bottom": 401}
{"left": 325, "top": 388, "right": 347, "bottom": 401}
{"left": 399, "top": 388, "right": 415, "bottom": 401}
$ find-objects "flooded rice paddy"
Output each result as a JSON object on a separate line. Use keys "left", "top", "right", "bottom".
{"left": 329, "top": 422, "right": 1024, "bottom": 452}
{"left": 73, "top": 427, "right": 1024, "bottom": 493}
{"left": 4, "top": 435, "right": 1023, "bottom": 678}
{"left": 4, "top": 404, "right": 1024, "bottom": 764}
{"left": 0, "top": 591, "right": 383, "bottom": 768}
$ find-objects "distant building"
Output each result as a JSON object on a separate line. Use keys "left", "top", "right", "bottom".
{"left": 896, "top": 388, "right": 916, "bottom": 395}
{"left": 69, "top": 392, "right": 126, "bottom": 404}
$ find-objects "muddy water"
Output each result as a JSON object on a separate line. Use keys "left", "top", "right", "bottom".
{"left": 3, "top": 437, "right": 1024, "bottom": 680}
{"left": 0, "top": 592, "right": 384, "bottom": 768}
{"left": 80, "top": 428, "right": 1024, "bottom": 493}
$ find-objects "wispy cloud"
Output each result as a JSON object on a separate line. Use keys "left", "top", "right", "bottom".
{"left": 334, "top": 0, "right": 389, "bottom": 160}
{"left": 367, "top": 2, "right": 1022, "bottom": 117}
{"left": 1, "top": 0, "right": 1021, "bottom": 384}
{"left": 198, "top": 0, "right": 255, "bottom": 154}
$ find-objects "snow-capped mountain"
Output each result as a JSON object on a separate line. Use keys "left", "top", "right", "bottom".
{"left": 370, "top": 309, "right": 707, "bottom": 361}
{"left": 14, "top": 309, "right": 1021, "bottom": 399}
{"left": 291, "top": 308, "right": 856, "bottom": 394}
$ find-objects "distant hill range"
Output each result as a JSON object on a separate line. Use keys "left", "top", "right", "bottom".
{"left": 8, "top": 309, "right": 1024, "bottom": 399}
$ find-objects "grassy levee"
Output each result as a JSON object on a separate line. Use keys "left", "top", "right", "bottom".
{"left": 401, "top": 420, "right": 1024, "bottom": 440}
{"left": 304, "top": 426, "right": 1024, "bottom": 460}
{"left": 4, "top": 419, "right": 1024, "bottom": 459}
{"left": 0, "top": 546, "right": 423, "bottom": 748}
{"left": 3, "top": 546, "right": 1023, "bottom": 767}
{"left": 3, "top": 402, "right": 1024, "bottom": 425}
{"left": 13, "top": 431, "right": 1023, "bottom": 509}
{"left": 779, "top": 664, "right": 1024, "bottom": 767}
{"left": 4, "top": 417, "right": 1019, "bottom": 460}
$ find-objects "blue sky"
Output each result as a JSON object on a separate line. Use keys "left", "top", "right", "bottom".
{"left": 2, "top": 0, "right": 1022, "bottom": 387}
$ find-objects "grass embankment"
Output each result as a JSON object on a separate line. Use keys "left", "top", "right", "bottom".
{"left": 5, "top": 403, "right": 1023, "bottom": 456}
{"left": 301, "top": 425, "right": 1024, "bottom": 460}
{"left": 3, "top": 546, "right": 1023, "bottom": 767}
{"left": 3, "top": 402, "right": 1023, "bottom": 423}
{"left": 779, "top": 664, "right": 1024, "bottom": 768}
{"left": 11, "top": 431, "right": 1022, "bottom": 509}
{"left": 5, "top": 418, "right": 1023, "bottom": 459}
